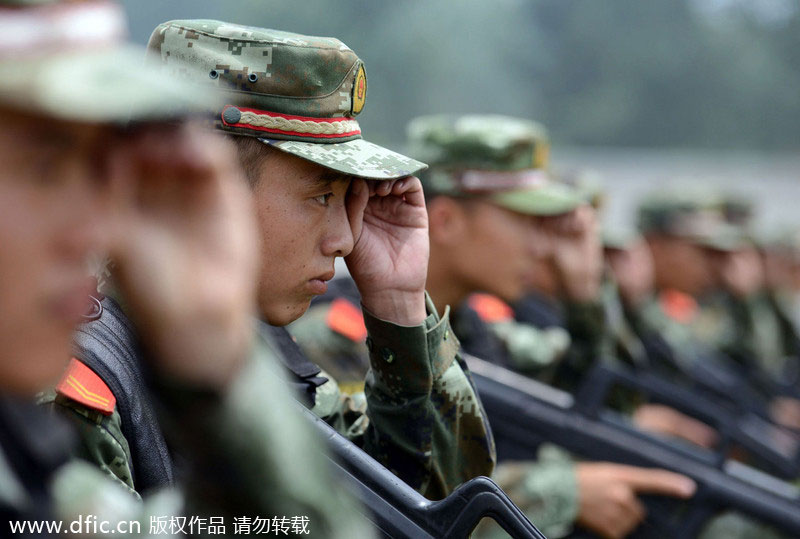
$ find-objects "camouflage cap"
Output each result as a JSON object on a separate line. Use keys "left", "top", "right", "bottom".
{"left": 407, "top": 114, "right": 582, "bottom": 216}
{"left": 559, "top": 168, "right": 605, "bottom": 210}
{"left": 147, "top": 20, "right": 425, "bottom": 180}
{"left": 637, "top": 190, "right": 748, "bottom": 251}
{"left": 0, "top": 1, "right": 214, "bottom": 123}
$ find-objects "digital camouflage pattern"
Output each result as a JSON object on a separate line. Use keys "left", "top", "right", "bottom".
{"left": 482, "top": 317, "right": 571, "bottom": 376}
{"left": 407, "top": 114, "right": 583, "bottom": 215}
{"left": 262, "top": 138, "right": 426, "bottom": 180}
{"left": 56, "top": 289, "right": 495, "bottom": 502}
{"left": 474, "top": 446, "right": 579, "bottom": 539}
{"left": 146, "top": 19, "right": 425, "bottom": 180}
{"left": 289, "top": 282, "right": 580, "bottom": 534}
{"left": 458, "top": 293, "right": 570, "bottom": 379}
{"left": 38, "top": 391, "right": 136, "bottom": 493}
{"left": 0, "top": 2, "right": 369, "bottom": 533}
{"left": 300, "top": 292, "right": 495, "bottom": 499}
{"left": 289, "top": 302, "right": 369, "bottom": 391}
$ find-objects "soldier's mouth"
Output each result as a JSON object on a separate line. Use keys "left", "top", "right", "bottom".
{"left": 307, "top": 270, "right": 335, "bottom": 295}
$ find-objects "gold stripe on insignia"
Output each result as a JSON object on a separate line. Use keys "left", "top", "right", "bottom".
{"left": 66, "top": 376, "right": 110, "bottom": 406}
{"left": 337, "top": 381, "right": 366, "bottom": 395}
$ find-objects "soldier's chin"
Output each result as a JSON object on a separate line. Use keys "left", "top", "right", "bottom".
{"left": 261, "top": 297, "right": 313, "bottom": 327}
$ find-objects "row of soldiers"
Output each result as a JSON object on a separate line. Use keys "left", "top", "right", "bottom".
{"left": 2, "top": 0, "right": 799, "bottom": 538}
{"left": 292, "top": 114, "right": 800, "bottom": 537}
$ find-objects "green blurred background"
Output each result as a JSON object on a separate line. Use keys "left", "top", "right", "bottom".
{"left": 121, "top": 0, "right": 800, "bottom": 229}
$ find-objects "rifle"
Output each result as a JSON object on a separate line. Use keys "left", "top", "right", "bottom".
{"left": 302, "top": 407, "right": 545, "bottom": 539}
{"left": 467, "top": 354, "right": 800, "bottom": 538}
{"left": 574, "top": 362, "right": 800, "bottom": 479}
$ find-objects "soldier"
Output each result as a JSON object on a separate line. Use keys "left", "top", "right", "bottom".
{"left": 292, "top": 114, "right": 697, "bottom": 538}
{"left": 50, "top": 19, "right": 495, "bottom": 502}
{"left": 0, "top": 0, "right": 369, "bottom": 536}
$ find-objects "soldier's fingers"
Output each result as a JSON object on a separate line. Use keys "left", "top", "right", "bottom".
{"left": 374, "top": 179, "right": 396, "bottom": 197}
{"left": 619, "top": 466, "right": 696, "bottom": 498}
{"left": 391, "top": 176, "right": 425, "bottom": 207}
{"left": 346, "top": 178, "right": 369, "bottom": 242}
{"left": 617, "top": 494, "right": 646, "bottom": 538}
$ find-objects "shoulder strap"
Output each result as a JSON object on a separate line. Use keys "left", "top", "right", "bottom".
{"left": 55, "top": 358, "right": 116, "bottom": 415}
{"left": 72, "top": 297, "right": 174, "bottom": 492}
{"left": 259, "top": 323, "right": 328, "bottom": 408}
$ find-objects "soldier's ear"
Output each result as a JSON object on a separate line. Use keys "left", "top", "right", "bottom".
{"left": 428, "top": 196, "right": 468, "bottom": 246}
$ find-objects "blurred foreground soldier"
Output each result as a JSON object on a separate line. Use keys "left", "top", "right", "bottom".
{"left": 0, "top": 1, "right": 369, "bottom": 537}
{"left": 52, "top": 19, "right": 494, "bottom": 502}
{"left": 293, "top": 115, "right": 697, "bottom": 538}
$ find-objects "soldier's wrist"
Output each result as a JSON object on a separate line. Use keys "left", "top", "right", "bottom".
{"left": 360, "top": 289, "right": 426, "bottom": 326}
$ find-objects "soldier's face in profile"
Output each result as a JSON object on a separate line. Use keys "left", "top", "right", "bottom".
{"left": 647, "top": 235, "right": 714, "bottom": 296}
{"left": 606, "top": 240, "right": 656, "bottom": 307}
{"left": 0, "top": 109, "right": 112, "bottom": 394}
{"left": 450, "top": 199, "right": 541, "bottom": 303}
{"left": 250, "top": 150, "right": 356, "bottom": 325}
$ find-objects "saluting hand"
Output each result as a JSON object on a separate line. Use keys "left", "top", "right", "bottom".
{"left": 545, "top": 204, "right": 604, "bottom": 302}
{"left": 105, "top": 123, "right": 258, "bottom": 390}
{"left": 344, "top": 176, "right": 429, "bottom": 326}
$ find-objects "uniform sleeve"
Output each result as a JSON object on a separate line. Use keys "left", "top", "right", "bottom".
{"left": 38, "top": 392, "right": 136, "bottom": 493}
{"left": 51, "top": 331, "right": 373, "bottom": 539}
{"left": 313, "top": 293, "right": 496, "bottom": 500}
{"left": 479, "top": 445, "right": 579, "bottom": 539}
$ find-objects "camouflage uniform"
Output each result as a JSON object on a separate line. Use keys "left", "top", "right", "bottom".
{"left": 290, "top": 280, "right": 584, "bottom": 538}
{"left": 0, "top": 2, "right": 370, "bottom": 537}
{"left": 636, "top": 193, "right": 800, "bottom": 390}
{"left": 291, "top": 115, "right": 592, "bottom": 537}
{"left": 49, "top": 20, "right": 495, "bottom": 503}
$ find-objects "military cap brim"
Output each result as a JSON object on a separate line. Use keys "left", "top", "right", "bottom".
{"left": 0, "top": 45, "right": 215, "bottom": 123}
{"left": 692, "top": 223, "right": 750, "bottom": 252}
{"left": 603, "top": 229, "right": 642, "bottom": 250}
{"left": 489, "top": 182, "right": 583, "bottom": 216}
{"left": 260, "top": 137, "right": 427, "bottom": 180}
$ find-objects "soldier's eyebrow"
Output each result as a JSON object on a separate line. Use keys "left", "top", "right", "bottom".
{"left": 311, "top": 171, "right": 351, "bottom": 190}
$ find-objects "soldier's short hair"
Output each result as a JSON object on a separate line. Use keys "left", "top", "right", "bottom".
{"left": 229, "top": 136, "right": 275, "bottom": 187}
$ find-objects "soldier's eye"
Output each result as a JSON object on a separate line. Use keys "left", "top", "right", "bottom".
{"left": 313, "top": 193, "right": 334, "bottom": 206}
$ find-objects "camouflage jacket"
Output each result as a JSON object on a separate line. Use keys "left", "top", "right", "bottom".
{"left": 451, "top": 294, "right": 570, "bottom": 382}
{"left": 640, "top": 289, "right": 800, "bottom": 385}
{"left": 513, "top": 292, "right": 612, "bottom": 392}
{"left": 45, "top": 290, "right": 495, "bottom": 503}
{"left": 292, "top": 289, "right": 496, "bottom": 500}
{"left": 291, "top": 283, "right": 579, "bottom": 536}
{"left": 15, "top": 332, "right": 371, "bottom": 538}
